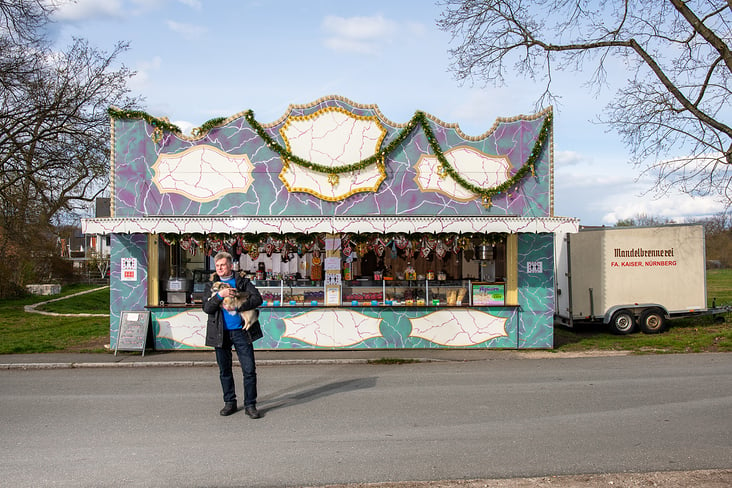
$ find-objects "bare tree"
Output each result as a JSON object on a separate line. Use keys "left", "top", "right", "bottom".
{"left": 615, "top": 214, "right": 677, "bottom": 227}
{"left": 437, "top": 0, "right": 732, "bottom": 205}
{"left": 0, "top": 0, "right": 141, "bottom": 294}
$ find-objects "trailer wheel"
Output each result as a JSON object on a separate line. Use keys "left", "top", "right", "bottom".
{"left": 639, "top": 308, "right": 666, "bottom": 334}
{"left": 609, "top": 309, "right": 636, "bottom": 335}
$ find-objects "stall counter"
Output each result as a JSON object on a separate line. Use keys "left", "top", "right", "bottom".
{"left": 148, "top": 303, "right": 524, "bottom": 350}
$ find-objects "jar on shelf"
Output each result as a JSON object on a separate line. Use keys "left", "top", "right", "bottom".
{"left": 405, "top": 262, "right": 416, "bottom": 280}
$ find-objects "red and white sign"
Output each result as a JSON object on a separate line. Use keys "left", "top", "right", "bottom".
{"left": 121, "top": 258, "right": 137, "bottom": 282}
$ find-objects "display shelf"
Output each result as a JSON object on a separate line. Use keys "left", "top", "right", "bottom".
{"left": 254, "top": 280, "right": 325, "bottom": 306}
{"left": 341, "top": 279, "right": 473, "bottom": 306}
{"left": 187, "top": 277, "right": 482, "bottom": 307}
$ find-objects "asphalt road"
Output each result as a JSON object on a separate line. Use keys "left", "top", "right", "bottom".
{"left": 1, "top": 353, "right": 731, "bottom": 487}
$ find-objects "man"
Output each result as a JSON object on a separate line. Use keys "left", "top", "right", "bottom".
{"left": 203, "top": 251, "right": 263, "bottom": 418}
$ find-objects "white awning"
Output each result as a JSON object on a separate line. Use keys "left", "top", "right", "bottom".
{"left": 82, "top": 215, "right": 579, "bottom": 235}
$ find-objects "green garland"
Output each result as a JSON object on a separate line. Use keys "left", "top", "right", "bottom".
{"left": 193, "top": 117, "right": 228, "bottom": 136}
{"left": 246, "top": 109, "right": 551, "bottom": 201}
{"left": 244, "top": 109, "right": 416, "bottom": 174}
{"left": 421, "top": 112, "right": 552, "bottom": 201}
{"left": 108, "top": 107, "right": 182, "bottom": 134}
{"left": 109, "top": 106, "right": 552, "bottom": 201}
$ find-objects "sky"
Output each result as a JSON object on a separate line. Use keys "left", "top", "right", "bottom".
{"left": 48, "top": 0, "right": 727, "bottom": 226}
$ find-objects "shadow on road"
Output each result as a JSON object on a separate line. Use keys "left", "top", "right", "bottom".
{"left": 258, "top": 376, "right": 377, "bottom": 415}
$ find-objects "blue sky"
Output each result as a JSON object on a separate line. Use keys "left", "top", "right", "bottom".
{"left": 50, "top": 0, "right": 725, "bottom": 225}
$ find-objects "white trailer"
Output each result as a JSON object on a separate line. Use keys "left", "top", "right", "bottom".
{"left": 555, "top": 224, "right": 709, "bottom": 334}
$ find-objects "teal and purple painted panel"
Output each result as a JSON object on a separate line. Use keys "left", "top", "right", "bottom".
{"left": 150, "top": 306, "right": 520, "bottom": 350}
{"left": 109, "top": 234, "right": 149, "bottom": 347}
{"left": 112, "top": 97, "right": 551, "bottom": 219}
{"left": 517, "top": 233, "right": 555, "bottom": 348}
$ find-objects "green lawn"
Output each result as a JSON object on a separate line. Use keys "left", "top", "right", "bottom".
{"left": 707, "top": 268, "right": 732, "bottom": 307}
{"left": 0, "top": 285, "right": 110, "bottom": 354}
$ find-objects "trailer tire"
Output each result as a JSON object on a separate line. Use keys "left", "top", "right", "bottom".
{"left": 639, "top": 308, "right": 666, "bottom": 334}
{"left": 609, "top": 309, "right": 636, "bottom": 335}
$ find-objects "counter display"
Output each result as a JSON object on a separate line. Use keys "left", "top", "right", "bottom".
{"left": 344, "top": 280, "right": 472, "bottom": 306}
{"left": 246, "top": 279, "right": 493, "bottom": 307}
{"left": 255, "top": 280, "right": 325, "bottom": 306}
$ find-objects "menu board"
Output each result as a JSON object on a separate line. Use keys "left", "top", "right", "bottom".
{"left": 114, "top": 311, "right": 150, "bottom": 355}
{"left": 472, "top": 282, "right": 505, "bottom": 306}
{"left": 325, "top": 285, "right": 341, "bottom": 306}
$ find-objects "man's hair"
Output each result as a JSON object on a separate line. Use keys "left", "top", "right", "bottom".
{"left": 214, "top": 251, "right": 233, "bottom": 264}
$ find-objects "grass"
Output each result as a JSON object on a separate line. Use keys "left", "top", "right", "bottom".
{"left": 0, "top": 284, "right": 110, "bottom": 354}
{"left": 708, "top": 268, "right": 732, "bottom": 308}
{"left": 35, "top": 286, "right": 110, "bottom": 314}
{"left": 368, "top": 358, "right": 420, "bottom": 364}
{"left": 554, "top": 268, "right": 732, "bottom": 354}
{"left": 554, "top": 314, "right": 731, "bottom": 354}
{"left": 0, "top": 270, "right": 730, "bottom": 355}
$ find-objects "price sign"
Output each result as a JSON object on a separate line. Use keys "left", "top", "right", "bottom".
{"left": 115, "top": 311, "right": 150, "bottom": 355}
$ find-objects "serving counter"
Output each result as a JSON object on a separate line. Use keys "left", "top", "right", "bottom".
{"left": 148, "top": 304, "right": 519, "bottom": 351}
{"left": 147, "top": 277, "right": 519, "bottom": 349}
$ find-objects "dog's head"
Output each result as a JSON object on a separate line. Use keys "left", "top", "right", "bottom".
{"left": 211, "top": 281, "right": 231, "bottom": 296}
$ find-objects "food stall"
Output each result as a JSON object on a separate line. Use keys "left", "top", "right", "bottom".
{"left": 82, "top": 95, "right": 578, "bottom": 350}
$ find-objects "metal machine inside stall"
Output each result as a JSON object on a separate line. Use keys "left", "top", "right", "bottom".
{"left": 476, "top": 243, "right": 496, "bottom": 282}
{"left": 163, "top": 240, "right": 193, "bottom": 304}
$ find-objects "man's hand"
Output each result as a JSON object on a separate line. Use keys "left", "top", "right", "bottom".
{"left": 218, "top": 287, "right": 236, "bottom": 298}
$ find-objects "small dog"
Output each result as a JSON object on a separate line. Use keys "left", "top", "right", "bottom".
{"left": 210, "top": 281, "right": 259, "bottom": 330}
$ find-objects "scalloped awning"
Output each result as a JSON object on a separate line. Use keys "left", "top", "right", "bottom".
{"left": 81, "top": 215, "right": 579, "bottom": 235}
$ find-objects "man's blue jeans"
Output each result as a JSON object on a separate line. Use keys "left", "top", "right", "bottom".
{"left": 215, "top": 328, "right": 257, "bottom": 407}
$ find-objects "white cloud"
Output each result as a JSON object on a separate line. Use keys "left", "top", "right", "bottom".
{"left": 166, "top": 20, "right": 207, "bottom": 40}
{"left": 173, "top": 119, "right": 196, "bottom": 136}
{"left": 444, "top": 87, "right": 544, "bottom": 134}
{"left": 323, "top": 14, "right": 396, "bottom": 39}
{"left": 321, "top": 15, "right": 398, "bottom": 55}
{"left": 557, "top": 170, "right": 633, "bottom": 189}
{"left": 51, "top": 0, "right": 125, "bottom": 21}
{"left": 600, "top": 192, "right": 724, "bottom": 224}
{"left": 129, "top": 56, "right": 162, "bottom": 90}
{"left": 555, "top": 158, "right": 724, "bottom": 225}
{"left": 50, "top": 0, "right": 174, "bottom": 22}
{"left": 554, "top": 150, "right": 585, "bottom": 167}
{"left": 177, "top": 0, "right": 202, "bottom": 9}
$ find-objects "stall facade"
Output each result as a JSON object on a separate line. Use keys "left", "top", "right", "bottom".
{"left": 83, "top": 96, "right": 578, "bottom": 350}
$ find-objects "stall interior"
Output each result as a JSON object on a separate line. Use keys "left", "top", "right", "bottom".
{"left": 155, "top": 232, "right": 507, "bottom": 306}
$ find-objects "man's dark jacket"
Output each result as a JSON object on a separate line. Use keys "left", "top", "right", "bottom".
{"left": 202, "top": 272, "right": 264, "bottom": 347}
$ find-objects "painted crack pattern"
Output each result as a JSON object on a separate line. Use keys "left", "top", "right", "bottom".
{"left": 145, "top": 307, "right": 519, "bottom": 350}
{"left": 517, "top": 233, "right": 555, "bottom": 348}
{"left": 112, "top": 98, "right": 550, "bottom": 219}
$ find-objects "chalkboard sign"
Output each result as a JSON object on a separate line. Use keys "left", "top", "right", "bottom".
{"left": 115, "top": 311, "right": 150, "bottom": 356}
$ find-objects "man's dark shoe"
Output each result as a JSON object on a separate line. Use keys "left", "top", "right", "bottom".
{"left": 244, "top": 406, "right": 261, "bottom": 419}
{"left": 220, "top": 402, "right": 237, "bottom": 416}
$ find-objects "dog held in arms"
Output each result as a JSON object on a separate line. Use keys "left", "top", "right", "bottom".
{"left": 210, "top": 281, "right": 259, "bottom": 330}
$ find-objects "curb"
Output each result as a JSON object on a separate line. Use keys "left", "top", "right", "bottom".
{"left": 0, "top": 361, "right": 215, "bottom": 370}
{"left": 0, "top": 357, "right": 454, "bottom": 370}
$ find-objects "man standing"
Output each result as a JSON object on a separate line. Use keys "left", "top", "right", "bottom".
{"left": 203, "top": 251, "right": 263, "bottom": 418}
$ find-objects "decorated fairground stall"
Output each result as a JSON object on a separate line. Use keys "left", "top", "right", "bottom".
{"left": 82, "top": 95, "right": 578, "bottom": 351}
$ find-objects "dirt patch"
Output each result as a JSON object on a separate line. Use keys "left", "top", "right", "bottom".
{"left": 310, "top": 469, "right": 732, "bottom": 488}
